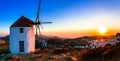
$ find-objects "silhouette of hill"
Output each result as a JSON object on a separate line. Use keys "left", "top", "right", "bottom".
{"left": 0, "top": 35, "right": 9, "bottom": 41}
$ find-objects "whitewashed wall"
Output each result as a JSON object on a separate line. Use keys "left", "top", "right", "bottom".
{"left": 116, "top": 36, "right": 120, "bottom": 40}
{"left": 10, "top": 27, "right": 35, "bottom": 53}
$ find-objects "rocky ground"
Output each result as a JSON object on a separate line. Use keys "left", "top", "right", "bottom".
{"left": 0, "top": 47, "right": 83, "bottom": 61}
{"left": 0, "top": 45, "right": 120, "bottom": 61}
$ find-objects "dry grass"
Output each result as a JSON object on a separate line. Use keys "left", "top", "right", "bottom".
{"left": 0, "top": 47, "right": 120, "bottom": 61}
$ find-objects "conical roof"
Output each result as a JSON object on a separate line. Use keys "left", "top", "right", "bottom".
{"left": 10, "top": 16, "right": 34, "bottom": 27}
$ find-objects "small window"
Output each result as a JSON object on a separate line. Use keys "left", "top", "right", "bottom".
{"left": 20, "top": 28, "right": 23, "bottom": 33}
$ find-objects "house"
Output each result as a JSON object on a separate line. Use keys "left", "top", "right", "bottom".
{"left": 74, "top": 46, "right": 85, "bottom": 48}
{"left": 10, "top": 16, "right": 35, "bottom": 53}
{"left": 116, "top": 33, "right": 120, "bottom": 41}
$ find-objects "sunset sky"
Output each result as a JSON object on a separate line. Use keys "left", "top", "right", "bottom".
{"left": 0, "top": 0, "right": 120, "bottom": 38}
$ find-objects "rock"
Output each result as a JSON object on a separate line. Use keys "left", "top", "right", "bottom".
{"left": 61, "top": 54, "right": 67, "bottom": 57}
{"left": 0, "top": 40, "right": 6, "bottom": 44}
{"left": 51, "top": 55, "right": 60, "bottom": 59}
{"left": 70, "top": 56, "right": 78, "bottom": 61}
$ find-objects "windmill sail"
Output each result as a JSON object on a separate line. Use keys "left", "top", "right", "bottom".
{"left": 35, "top": 0, "right": 41, "bottom": 23}
{"left": 34, "top": 0, "right": 52, "bottom": 48}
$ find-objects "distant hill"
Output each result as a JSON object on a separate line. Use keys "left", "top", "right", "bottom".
{"left": 73, "top": 35, "right": 115, "bottom": 40}
{"left": 0, "top": 35, "right": 9, "bottom": 41}
{"left": 0, "top": 34, "right": 115, "bottom": 44}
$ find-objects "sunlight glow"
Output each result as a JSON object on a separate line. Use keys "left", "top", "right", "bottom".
{"left": 98, "top": 26, "right": 107, "bottom": 34}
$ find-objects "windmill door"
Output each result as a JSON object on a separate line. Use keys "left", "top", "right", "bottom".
{"left": 19, "top": 41, "right": 24, "bottom": 52}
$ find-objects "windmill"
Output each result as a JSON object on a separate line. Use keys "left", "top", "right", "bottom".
{"left": 34, "top": 0, "right": 52, "bottom": 48}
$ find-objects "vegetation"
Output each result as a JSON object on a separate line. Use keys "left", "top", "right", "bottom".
{"left": 0, "top": 35, "right": 9, "bottom": 42}
{"left": 0, "top": 35, "right": 10, "bottom": 58}
{"left": 81, "top": 45, "right": 120, "bottom": 61}
{"left": 47, "top": 38, "right": 65, "bottom": 47}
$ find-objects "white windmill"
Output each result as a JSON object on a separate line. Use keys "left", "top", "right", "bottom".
{"left": 10, "top": 0, "right": 52, "bottom": 53}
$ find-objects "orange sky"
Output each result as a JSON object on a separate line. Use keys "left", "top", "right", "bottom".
{"left": 0, "top": 27, "right": 119, "bottom": 38}
{"left": 42, "top": 28, "right": 119, "bottom": 38}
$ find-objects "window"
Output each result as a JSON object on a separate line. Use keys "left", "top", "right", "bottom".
{"left": 20, "top": 28, "right": 23, "bottom": 33}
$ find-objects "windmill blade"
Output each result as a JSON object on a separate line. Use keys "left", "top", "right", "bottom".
{"left": 38, "top": 25, "right": 42, "bottom": 36}
{"left": 35, "top": 25, "right": 38, "bottom": 36}
{"left": 34, "top": 21, "right": 41, "bottom": 24}
{"left": 40, "top": 25, "right": 44, "bottom": 30}
{"left": 36, "top": 0, "right": 41, "bottom": 22}
{"left": 35, "top": 25, "right": 41, "bottom": 35}
{"left": 35, "top": 25, "right": 38, "bottom": 34}
{"left": 35, "top": 25, "right": 40, "bottom": 40}
{"left": 41, "top": 22, "right": 52, "bottom": 24}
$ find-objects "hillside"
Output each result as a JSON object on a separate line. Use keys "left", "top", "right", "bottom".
{"left": 0, "top": 44, "right": 120, "bottom": 61}
{"left": 0, "top": 35, "right": 120, "bottom": 61}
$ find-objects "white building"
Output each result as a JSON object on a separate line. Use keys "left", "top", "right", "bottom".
{"left": 10, "top": 16, "right": 35, "bottom": 53}
{"left": 116, "top": 33, "right": 120, "bottom": 41}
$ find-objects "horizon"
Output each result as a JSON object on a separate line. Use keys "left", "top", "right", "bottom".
{"left": 0, "top": 32, "right": 116, "bottom": 39}
{"left": 0, "top": 0, "right": 120, "bottom": 38}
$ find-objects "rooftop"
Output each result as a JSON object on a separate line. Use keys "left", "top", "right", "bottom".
{"left": 10, "top": 16, "right": 34, "bottom": 27}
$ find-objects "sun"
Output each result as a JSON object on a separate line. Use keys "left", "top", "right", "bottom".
{"left": 98, "top": 26, "right": 107, "bottom": 35}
